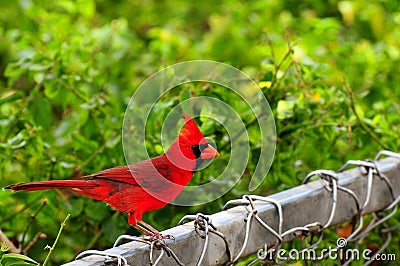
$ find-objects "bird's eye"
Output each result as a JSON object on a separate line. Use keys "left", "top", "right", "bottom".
{"left": 191, "top": 144, "right": 201, "bottom": 158}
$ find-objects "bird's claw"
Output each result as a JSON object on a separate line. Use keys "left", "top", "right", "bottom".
{"left": 145, "top": 233, "right": 175, "bottom": 244}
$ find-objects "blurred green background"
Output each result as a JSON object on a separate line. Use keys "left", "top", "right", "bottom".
{"left": 0, "top": 0, "right": 399, "bottom": 264}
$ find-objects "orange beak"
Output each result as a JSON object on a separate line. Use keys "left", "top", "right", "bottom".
{"left": 201, "top": 144, "right": 220, "bottom": 159}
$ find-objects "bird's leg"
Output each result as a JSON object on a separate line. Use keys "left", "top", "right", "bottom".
{"left": 133, "top": 223, "right": 156, "bottom": 237}
{"left": 137, "top": 220, "right": 159, "bottom": 235}
{"left": 113, "top": 223, "right": 173, "bottom": 247}
{"left": 137, "top": 220, "right": 174, "bottom": 241}
{"left": 125, "top": 212, "right": 174, "bottom": 243}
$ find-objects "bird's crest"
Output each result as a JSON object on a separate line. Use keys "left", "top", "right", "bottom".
{"left": 179, "top": 113, "right": 207, "bottom": 145}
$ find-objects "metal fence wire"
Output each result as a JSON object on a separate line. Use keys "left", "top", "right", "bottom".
{"left": 65, "top": 150, "right": 400, "bottom": 266}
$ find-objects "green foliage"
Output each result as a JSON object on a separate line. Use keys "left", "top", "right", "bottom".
{"left": 0, "top": 253, "right": 39, "bottom": 266}
{"left": 0, "top": 0, "right": 399, "bottom": 264}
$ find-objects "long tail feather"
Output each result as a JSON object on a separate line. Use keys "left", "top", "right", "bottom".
{"left": 5, "top": 180, "right": 98, "bottom": 192}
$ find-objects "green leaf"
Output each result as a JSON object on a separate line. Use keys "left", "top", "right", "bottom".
{"left": 179, "top": 89, "right": 190, "bottom": 103}
{"left": 101, "top": 214, "right": 128, "bottom": 244}
{"left": 1, "top": 131, "right": 28, "bottom": 149}
{"left": 27, "top": 97, "right": 52, "bottom": 130}
{"left": 277, "top": 99, "right": 296, "bottom": 120}
{"left": 0, "top": 254, "right": 39, "bottom": 265}
{"left": 71, "top": 133, "right": 99, "bottom": 152}
{"left": 0, "top": 90, "right": 24, "bottom": 105}
{"left": 61, "top": 198, "right": 84, "bottom": 218}
{"left": 84, "top": 202, "right": 110, "bottom": 222}
{"left": 1, "top": 242, "right": 9, "bottom": 252}
{"left": 44, "top": 81, "right": 60, "bottom": 99}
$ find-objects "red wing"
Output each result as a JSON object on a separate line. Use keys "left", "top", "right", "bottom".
{"left": 86, "top": 165, "right": 139, "bottom": 184}
{"left": 87, "top": 158, "right": 170, "bottom": 188}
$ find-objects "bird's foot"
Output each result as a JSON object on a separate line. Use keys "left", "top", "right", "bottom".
{"left": 146, "top": 232, "right": 175, "bottom": 243}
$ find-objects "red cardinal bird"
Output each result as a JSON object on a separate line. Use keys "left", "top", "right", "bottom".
{"left": 6, "top": 113, "right": 219, "bottom": 237}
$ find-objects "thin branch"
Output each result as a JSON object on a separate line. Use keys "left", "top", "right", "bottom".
{"left": 275, "top": 27, "right": 294, "bottom": 73}
{"left": 79, "top": 142, "right": 106, "bottom": 170}
{"left": 22, "top": 232, "right": 47, "bottom": 255}
{"left": 42, "top": 214, "right": 70, "bottom": 266}
{"left": 64, "top": 84, "right": 108, "bottom": 116}
{"left": 85, "top": 229, "right": 103, "bottom": 251}
{"left": 0, "top": 194, "right": 45, "bottom": 225}
{"left": 19, "top": 200, "right": 47, "bottom": 251}
{"left": 0, "top": 229, "right": 19, "bottom": 253}
{"left": 341, "top": 74, "right": 389, "bottom": 150}
{"left": 273, "top": 60, "right": 296, "bottom": 91}
{"left": 267, "top": 27, "right": 295, "bottom": 90}
{"left": 263, "top": 29, "right": 276, "bottom": 64}
{"left": 219, "top": 112, "right": 267, "bottom": 151}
